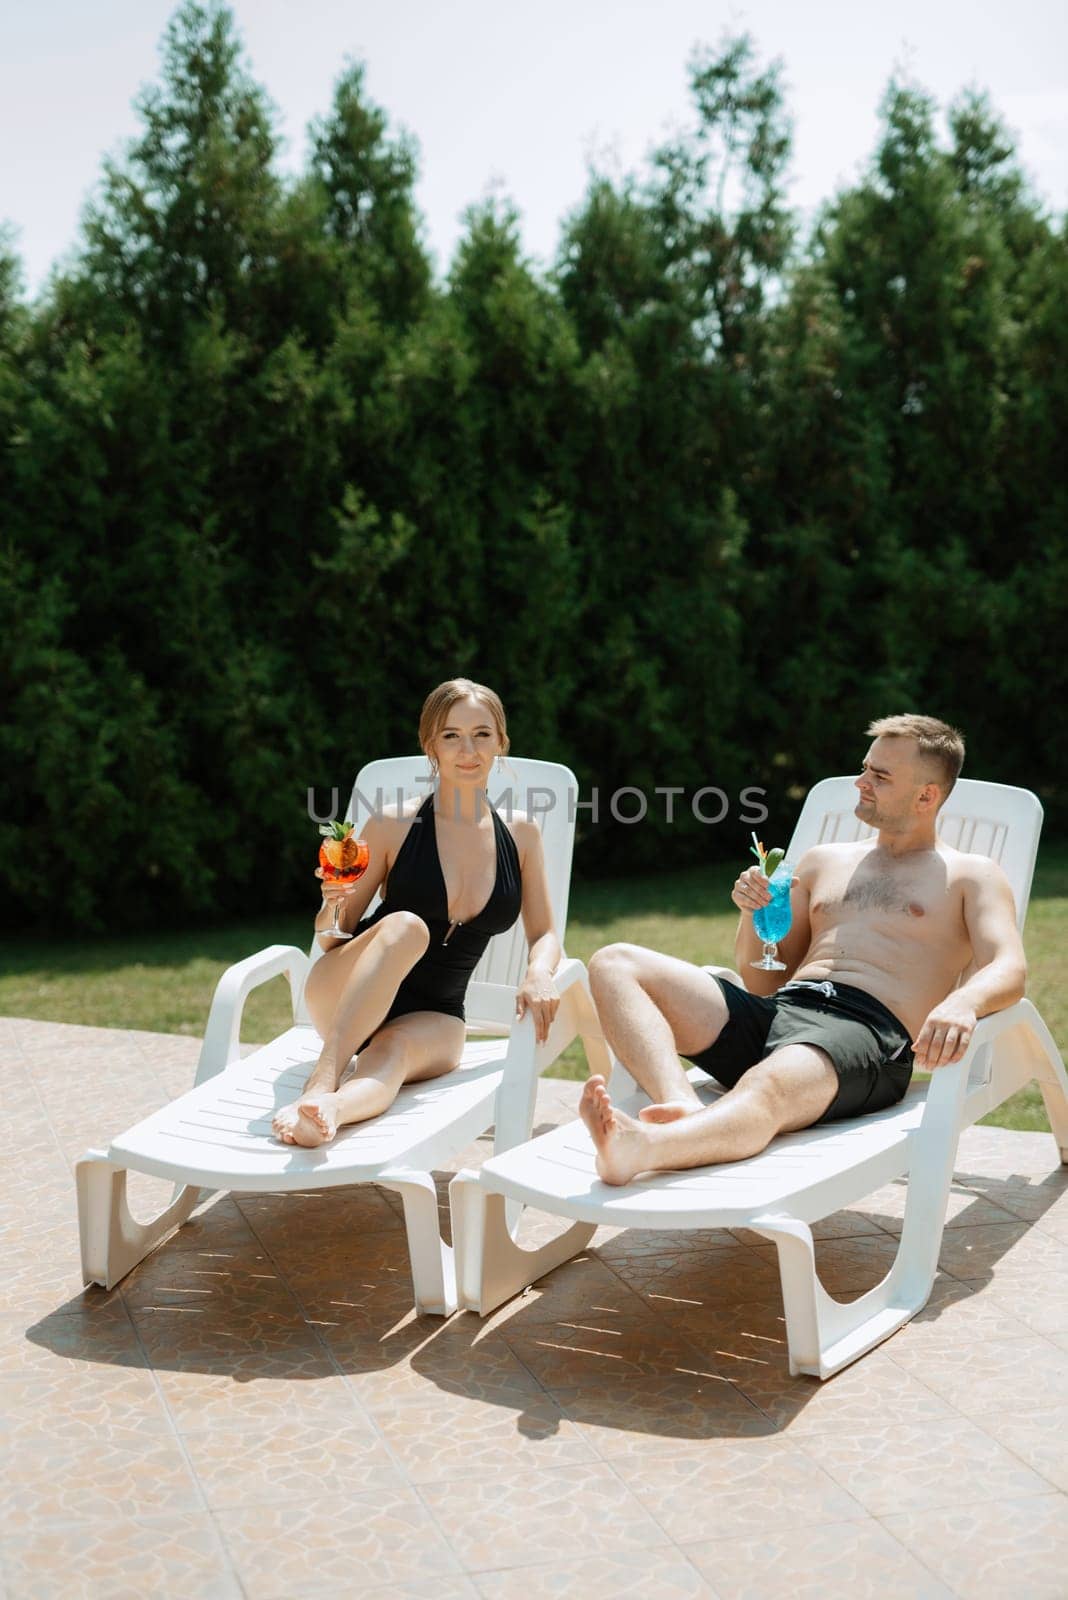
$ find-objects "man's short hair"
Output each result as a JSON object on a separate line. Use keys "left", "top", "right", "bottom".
{"left": 866, "top": 713, "right": 965, "bottom": 796}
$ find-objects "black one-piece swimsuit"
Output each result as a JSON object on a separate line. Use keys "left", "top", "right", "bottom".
{"left": 355, "top": 793, "right": 522, "bottom": 1044}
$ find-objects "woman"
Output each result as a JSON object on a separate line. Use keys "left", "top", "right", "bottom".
{"left": 272, "top": 678, "right": 561, "bottom": 1147}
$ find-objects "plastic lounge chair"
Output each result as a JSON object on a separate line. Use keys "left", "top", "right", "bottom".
{"left": 450, "top": 777, "right": 1068, "bottom": 1377}
{"left": 76, "top": 756, "right": 608, "bottom": 1314}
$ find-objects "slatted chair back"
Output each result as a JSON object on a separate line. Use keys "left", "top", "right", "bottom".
{"left": 789, "top": 777, "right": 1042, "bottom": 928}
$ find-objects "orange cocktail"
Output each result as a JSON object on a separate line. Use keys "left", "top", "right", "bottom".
{"left": 317, "top": 821, "right": 370, "bottom": 940}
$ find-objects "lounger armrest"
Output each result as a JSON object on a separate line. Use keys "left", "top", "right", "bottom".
{"left": 195, "top": 943, "right": 311, "bottom": 1086}
{"left": 491, "top": 958, "right": 602, "bottom": 1156}
{"left": 915, "top": 999, "right": 1032, "bottom": 1135}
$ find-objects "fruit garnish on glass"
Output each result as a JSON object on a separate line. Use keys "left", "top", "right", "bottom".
{"left": 317, "top": 820, "right": 370, "bottom": 942}
{"left": 750, "top": 834, "right": 786, "bottom": 881}
{"left": 749, "top": 832, "right": 793, "bottom": 972}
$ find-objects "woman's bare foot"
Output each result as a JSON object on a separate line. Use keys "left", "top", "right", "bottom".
{"left": 271, "top": 1094, "right": 340, "bottom": 1147}
{"left": 579, "top": 1075, "right": 653, "bottom": 1186}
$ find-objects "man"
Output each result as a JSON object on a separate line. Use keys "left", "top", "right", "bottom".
{"left": 581, "top": 714, "right": 1027, "bottom": 1186}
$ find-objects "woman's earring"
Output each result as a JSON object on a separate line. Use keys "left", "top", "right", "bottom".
{"left": 496, "top": 754, "right": 504, "bottom": 771}
{"left": 427, "top": 757, "right": 438, "bottom": 779}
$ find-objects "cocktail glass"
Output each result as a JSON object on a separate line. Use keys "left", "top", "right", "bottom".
{"left": 317, "top": 828, "right": 370, "bottom": 941}
{"left": 751, "top": 859, "right": 794, "bottom": 971}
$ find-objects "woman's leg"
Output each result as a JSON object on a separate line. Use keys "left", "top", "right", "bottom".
{"left": 270, "top": 912, "right": 429, "bottom": 1142}
{"left": 276, "top": 1010, "right": 467, "bottom": 1147}
{"left": 304, "top": 910, "right": 430, "bottom": 1090}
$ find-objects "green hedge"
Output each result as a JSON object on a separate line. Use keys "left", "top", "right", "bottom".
{"left": 1, "top": 7, "right": 1064, "bottom": 931}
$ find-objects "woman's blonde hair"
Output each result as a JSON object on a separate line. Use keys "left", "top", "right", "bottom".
{"left": 419, "top": 678, "right": 510, "bottom": 757}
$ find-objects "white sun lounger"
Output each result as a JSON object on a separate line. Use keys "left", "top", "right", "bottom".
{"left": 76, "top": 756, "right": 608, "bottom": 1314}
{"left": 450, "top": 777, "right": 1068, "bottom": 1377}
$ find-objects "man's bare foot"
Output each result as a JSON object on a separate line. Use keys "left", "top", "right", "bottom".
{"left": 579, "top": 1075, "right": 653, "bottom": 1186}
{"left": 271, "top": 1094, "right": 340, "bottom": 1148}
{"left": 639, "top": 1099, "right": 701, "bottom": 1124}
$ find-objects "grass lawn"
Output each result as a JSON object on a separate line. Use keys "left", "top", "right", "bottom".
{"left": 3, "top": 846, "right": 1065, "bottom": 1133}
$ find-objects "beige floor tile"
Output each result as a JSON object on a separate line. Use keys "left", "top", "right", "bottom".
{"left": 732, "top": 1348, "right": 956, "bottom": 1434}
{"left": 972, "top": 1404, "right": 1068, "bottom": 1492}
{"left": 487, "top": 1251, "right": 648, "bottom": 1317}
{"left": 654, "top": 1293, "right": 788, "bottom": 1342}
{"left": 421, "top": 1460, "right": 670, "bottom": 1572}
{"left": 0, "top": 1307, "right": 146, "bottom": 1377}
{"left": 180, "top": 1415, "right": 406, "bottom": 1506}
{"left": 888, "top": 1333, "right": 1068, "bottom": 1418}
{"left": 119, "top": 1246, "right": 302, "bottom": 1313}
{"left": 0, "top": 1510, "right": 240, "bottom": 1599}
{"left": 686, "top": 1518, "right": 954, "bottom": 1599}
{"left": 157, "top": 1197, "right": 261, "bottom": 1253}
{"left": 797, "top": 1415, "right": 1051, "bottom": 1515}
{"left": 6, "top": 1023, "right": 1068, "bottom": 1598}
{"left": 369, "top": 1386, "right": 597, "bottom": 1482}
{"left": 364, "top": 1584, "right": 480, "bottom": 1600}
{"left": 298, "top": 1284, "right": 426, "bottom": 1341}
{"left": 0, "top": 1370, "right": 175, "bottom": 1441}
{"left": 474, "top": 1548, "right": 718, "bottom": 1599}
{"left": 607, "top": 1247, "right": 782, "bottom": 1316}
{"left": 215, "top": 1490, "right": 462, "bottom": 1596}
{"left": 332, "top": 1324, "right": 547, "bottom": 1403}
{"left": 882, "top": 1492, "right": 1068, "bottom": 1599}
{"left": 950, "top": 1270, "right": 1068, "bottom": 1338}
{"left": 594, "top": 1227, "right": 742, "bottom": 1259}
{"left": 877, "top": 1187, "right": 1026, "bottom": 1234}
{"left": 885, "top": 1274, "right": 1035, "bottom": 1352}
{"left": 473, "top": 1272, "right": 651, "bottom": 1335}
{"left": 246, "top": 1192, "right": 405, "bottom": 1248}
{"left": 282, "top": 1255, "right": 420, "bottom": 1307}
{"left": 503, "top": 1318, "right": 728, "bottom": 1390}
{"left": 0, "top": 1428, "right": 202, "bottom": 1529}
{"left": 617, "top": 1436, "right": 863, "bottom": 1540}
{"left": 154, "top": 1365, "right": 364, "bottom": 1432}
{"left": 937, "top": 1221, "right": 1068, "bottom": 1281}
{"left": 981, "top": 1179, "right": 1068, "bottom": 1226}
{"left": 127, "top": 1305, "right": 328, "bottom": 1366}
{"left": 0, "top": 1265, "right": 124, "bottom": 1321}
{"left": 551, "top": 1372, "right": 774, "bottom": 1455}
{"left": 1026, "top": 1207, "right": 1068, "bottom": 1245}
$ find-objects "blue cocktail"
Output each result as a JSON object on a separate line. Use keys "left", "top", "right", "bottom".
{"left": 751, "top": 859, "right": 794, "bottom": 971}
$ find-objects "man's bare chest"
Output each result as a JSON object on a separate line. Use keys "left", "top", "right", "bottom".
{"left": 810, "top": 859, "right": 961, "bottom": 939}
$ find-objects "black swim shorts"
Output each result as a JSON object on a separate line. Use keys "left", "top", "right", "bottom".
{"left": 685, "top": 978, "right": 915, "bottom": 1123}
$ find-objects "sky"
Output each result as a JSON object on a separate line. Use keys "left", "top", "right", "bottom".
{"left": 3, "top": 0, "right": 1066, "bottom": 299}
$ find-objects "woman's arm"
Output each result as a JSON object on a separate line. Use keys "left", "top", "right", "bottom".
{"left": 513, "top": 817, "right": 561, "bottom": 1042}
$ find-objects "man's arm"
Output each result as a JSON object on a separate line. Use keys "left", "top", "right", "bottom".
{"left": 913, "top": 858, "right": 1027, "bottom": 1069}
{"left": 733, "top": 854, "right": 814, "bottom": 998}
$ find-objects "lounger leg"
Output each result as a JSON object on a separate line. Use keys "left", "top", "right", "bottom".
{"left": 76, "top": 1153, "right": 202, "bottom": 1290}
{"left": 449, "top": 1170, "right": 597, "bottom": 1315}
{"left": 378, "top": 1169, "right": 457, "bottom": 1317}
{"left": 752, "top": 1215, "right": 921, "bottom": 1380}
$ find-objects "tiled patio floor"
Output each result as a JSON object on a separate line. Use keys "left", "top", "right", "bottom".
{"left": 5, "top": 1016, "right": 1068, "bottom": 1599}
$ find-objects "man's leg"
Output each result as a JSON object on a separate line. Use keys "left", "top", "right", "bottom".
{"left": 587, "top": 943, "right": 732, "bottom": 1116}
{"left": 579, "top": 1043, "right": 839, "bottom": 1185}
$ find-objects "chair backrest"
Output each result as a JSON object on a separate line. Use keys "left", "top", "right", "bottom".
{"left": 308, "top": 756, "right": 578, "bottom": 999}
{"left": 787, "top": 776, "right": 1043, "bottom": 929}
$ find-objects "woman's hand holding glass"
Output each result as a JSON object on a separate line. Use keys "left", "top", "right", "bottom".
{"left": 315, "top": 870, "right": 363, "bottom": 942}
